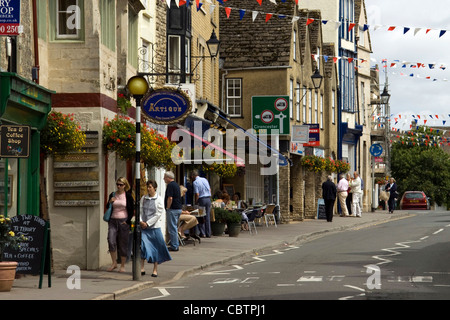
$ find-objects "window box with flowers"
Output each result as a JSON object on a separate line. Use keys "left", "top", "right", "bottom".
{"left": 40, "top": 111, "right": 86, "bottom": 157}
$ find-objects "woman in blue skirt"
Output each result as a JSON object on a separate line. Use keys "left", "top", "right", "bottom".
{"left": 140, "top": 180, "right": 172, "bottom": 277}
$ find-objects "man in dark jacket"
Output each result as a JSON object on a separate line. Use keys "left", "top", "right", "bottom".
{"left": 322, "top": 175, "right": 337, "bottom": 222}
{"left": 385, "top": 177, "right": 398, "bottom": 214}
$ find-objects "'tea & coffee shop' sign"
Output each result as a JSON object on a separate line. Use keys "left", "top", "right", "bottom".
{"left": 142, "top": 87, "right": 192, "bottom": 125}
{"left": 0, "top": 125, "right": 30, "bottom": 158}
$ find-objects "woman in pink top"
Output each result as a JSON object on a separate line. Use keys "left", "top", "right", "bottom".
{"left": 106, "top": 177, "right": 134, "bottom": 273}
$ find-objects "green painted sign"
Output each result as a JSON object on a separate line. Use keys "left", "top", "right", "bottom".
{"left": 251, "top": 96, "right": 290, "bottom": 135}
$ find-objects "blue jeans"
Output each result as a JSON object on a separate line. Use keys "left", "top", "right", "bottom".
{"left": 198, "top": 197, "right": 212, "bottom": 237}
{"left": 166, "top": 208, "right": 182, "bottom": 249}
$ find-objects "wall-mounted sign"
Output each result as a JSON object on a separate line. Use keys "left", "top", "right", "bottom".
{"left": 252, "top": 96, "right": 290, "bottom": 135}
{"left": 0, "top": 125, "right": 30, "bottom": 158}
{"left": 0, "top": 0, "right": 21, "bottom": 36}
{"left": 291, "top": 125, "right": 309, "bottom": 143}
{"left": 303, "top": 124, "right": 320, "bottom": 147}
{"left": 142, "top": 87, "right": 192, "bottom": 125}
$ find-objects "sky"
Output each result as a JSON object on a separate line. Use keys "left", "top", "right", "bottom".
{"left": 365, "top": 0, "right": 450, "bottom": 130}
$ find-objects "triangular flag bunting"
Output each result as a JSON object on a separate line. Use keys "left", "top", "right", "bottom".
{"left": 348, "top": 23, "right": 356, "bottom": 32}
{"left": 265, "top": 13, "right": 273, "bottom": 23}
{"left": 307, "top": 18, "right": 315, "bottom": 26}
{"left": 224, "top": 7, "right": 231, "bottom": 18}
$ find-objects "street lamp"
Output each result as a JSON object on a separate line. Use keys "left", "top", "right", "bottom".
{"left": 206, "top": 29, "right": 220, "bottom": 58}
{"left": 127, "top": 75, "right": 149, "bottom": 281}
{"left": 311, "top": 67, "right": 323, "bottom": 90}
{"left": 380, "top": 86, "right": 390, "bottom": 105}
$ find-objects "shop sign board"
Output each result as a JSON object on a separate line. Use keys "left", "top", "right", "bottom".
{"left": 0, "top": 125, "right": 30, "bottom": 158}
{"left": 303, "top": 124, "right": 320, "bottom": 147}
{"left": 142, "top": 87, "right": 192, "bottom": 125}
{"left": 0, "top": 0, "right": 21, "bottom": 36}
{"left": 252, "top": 96, "right": 290, "bottom": 135}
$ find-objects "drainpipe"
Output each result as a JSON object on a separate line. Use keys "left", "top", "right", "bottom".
{"left": 32, "top": 0, "right": 40, "bottom": 84}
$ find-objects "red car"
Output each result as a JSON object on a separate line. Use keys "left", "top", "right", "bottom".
{"left": 400, "top": 191, "right": 430, "bottom": 210}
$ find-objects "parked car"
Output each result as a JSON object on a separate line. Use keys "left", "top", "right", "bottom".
{"left": 400, "top": 191, "right": 430, "bottom": 210}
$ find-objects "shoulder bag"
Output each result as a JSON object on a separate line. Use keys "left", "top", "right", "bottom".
{"left": 103, "top": 192, "right": 115, "bottom": 222}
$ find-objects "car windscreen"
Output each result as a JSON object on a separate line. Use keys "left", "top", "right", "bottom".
{"left": 405, "top": 193, "right": 423, "bottom": 199}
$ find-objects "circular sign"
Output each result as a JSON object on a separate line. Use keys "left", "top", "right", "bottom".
{"left": 274, "top": 98, "right": 288, "bottom": 111}
{"left": 370, "top": 143, "right": 383, "bottom": 157}
{"left": 142, "top": 87, "right": 192, "bottom": 125}
{"left": 260, "top": 110, "right": 274, "bottom": 124}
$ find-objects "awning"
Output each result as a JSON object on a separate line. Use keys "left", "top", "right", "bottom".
{"left": 176, "top": 126, "right": 245, "bottom": 167}
{"left": 211, "top": 111, "right": 290, "bottom": 167}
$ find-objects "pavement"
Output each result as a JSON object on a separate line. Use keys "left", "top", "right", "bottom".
{"left": 0, "top": 210, "right": 413, "bottom": 300}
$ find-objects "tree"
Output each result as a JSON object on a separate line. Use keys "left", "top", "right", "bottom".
{"left": 391, "top": 126, "right": 450, "bottom": 207}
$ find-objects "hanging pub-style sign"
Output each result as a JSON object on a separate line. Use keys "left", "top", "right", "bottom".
{"left": 141, "top": 87, "right": 192, "bottom": 125}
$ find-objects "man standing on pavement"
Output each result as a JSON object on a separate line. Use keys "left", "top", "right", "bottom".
{"left": 191, "top": 169, "right": 212, "bottom": 238}
{"left": 322, "top": 175, "right": 337, "bottom": 222}
{"left": 349, "top": 171, "right": 362, "bottom": 217}
{"left": 164, "top": 171, "right": 182, "bottom": 251}
{"left": 336, "top": 173, "right": 349, "bottom": 217}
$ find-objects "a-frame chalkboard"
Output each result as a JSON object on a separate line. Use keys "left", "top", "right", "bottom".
{"left": 3, "top": 215, "right": 51, "bottom": 289}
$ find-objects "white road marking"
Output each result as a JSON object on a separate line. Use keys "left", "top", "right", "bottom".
{"left": 433, "top": 228, "right": 444, "bottom": 235}
{"left": 142, "top": 287, "right": 186, "bottom": 300}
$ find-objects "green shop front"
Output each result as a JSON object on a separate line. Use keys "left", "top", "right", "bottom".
{"left": 0, "top": 72, "right": 53, "bottom": 217}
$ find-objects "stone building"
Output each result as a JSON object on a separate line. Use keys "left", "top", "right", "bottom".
{"left": 0, "top": 2, "right": 53, "bottom": 225}
{"left": 218, "top": 1, "right": 339, "bottom": 222}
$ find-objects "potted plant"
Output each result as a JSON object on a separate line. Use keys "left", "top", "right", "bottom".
{"left": 225, "top": 210, "right": 242, "bottom": 237}
{"left": 211, "top": 208, "right": 227, "bottom": 236}
{"left": 0, "top": 215, "right": 27, "bottom": 292}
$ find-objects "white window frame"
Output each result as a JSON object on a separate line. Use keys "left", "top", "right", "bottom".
{"left": 290, "top": 80, "right": 294, "bottom": 119}
{"left": 168, "top": 35, "right": 181, "bottom": 84}
{"left": 56, "top": 0, "right": 80, "bottom": 39}
{"left": 226, "top": 79, "right": 242, "bottom": 117}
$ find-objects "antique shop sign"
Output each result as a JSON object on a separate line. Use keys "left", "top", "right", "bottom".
{"left": 142, "top": 87, "right": 192, "bottom": 124}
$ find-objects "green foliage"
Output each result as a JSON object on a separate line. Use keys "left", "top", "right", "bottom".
{"left": 225, "top": 210, "right": 242, "bottom": 224}
{"left": 212, "top": 208, "right": 228, "bottom": 223}
{"left": 41, "top": 111, "right": 86, "bottom": 157}
{"left": 391, "top": 135, "right": 450, "bottom": 207}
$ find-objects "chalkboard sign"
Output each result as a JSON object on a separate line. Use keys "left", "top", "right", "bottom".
{"left": 3, "top": 215, "right": 47, "bottom": 275}
{"left": 317, "top": 199, "right": 326, "bottom": 220}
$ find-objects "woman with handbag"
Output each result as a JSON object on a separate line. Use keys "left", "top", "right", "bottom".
{"left": 106, "top": 177, "right": 134, "bottom": 272}
{"left": 140, "top": 180, "right": 171, "bottom": 277}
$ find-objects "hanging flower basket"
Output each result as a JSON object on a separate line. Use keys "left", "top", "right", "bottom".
{"left": 203, "top": 162, "right": 238, "bottom": 178}
{"left": 103, "top": 115, "right": 136, "bottom": 161}
{"left": 103, "top": 115, "right": 176, "bottom": 169}
{"left": 300, "top": 155, "right": 326, "bottom": 173}
{"left": 40, "top": 111, "right": 86, "bottom": 157}
{"left": 141, "top": 125, "right": 177, "bottom": 170}
{"left": 334, "top": 160, "right": 351, "bottom": 173}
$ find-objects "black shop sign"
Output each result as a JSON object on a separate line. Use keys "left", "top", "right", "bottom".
{"left": 0, "top": 125, "right": 30, "bottom": 158}
{"left": 3, "top": 215, "right": 49, "bottom": 275}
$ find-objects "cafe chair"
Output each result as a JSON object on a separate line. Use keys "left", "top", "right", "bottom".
{"left": 243, "top": 209, "right": 258, "bottom": 235}
{"left": 263, "top": 204, "right": 277, "bottom": 227}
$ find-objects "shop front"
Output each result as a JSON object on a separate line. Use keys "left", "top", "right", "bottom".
{"left": 0, "top": 73, "right": 53, "bottom": 217}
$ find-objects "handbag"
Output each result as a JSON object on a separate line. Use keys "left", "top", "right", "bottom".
{"left": 103, "top": 192, "right": 115, "bottom": 222}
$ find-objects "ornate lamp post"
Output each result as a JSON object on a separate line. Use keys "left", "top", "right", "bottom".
{"left": 126, "top": 75, "right": 149, "bottom": 281}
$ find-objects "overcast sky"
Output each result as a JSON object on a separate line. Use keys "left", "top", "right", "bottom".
{"left": 365, "top": 0, "right": 450, "bottom": 129}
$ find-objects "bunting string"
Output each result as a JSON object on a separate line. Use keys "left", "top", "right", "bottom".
{"left": 166, "top": 0, "right": 450, "bottom": 39}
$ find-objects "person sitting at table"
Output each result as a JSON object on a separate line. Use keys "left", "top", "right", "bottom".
{"left": 221, "top": 193, "right": 233, "bottom": 210}
{"left": 232, "top": 192, "right": 248, "bottom": 209}
{"left": 179, "top": 186, "right": 201, "bottom": 242}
